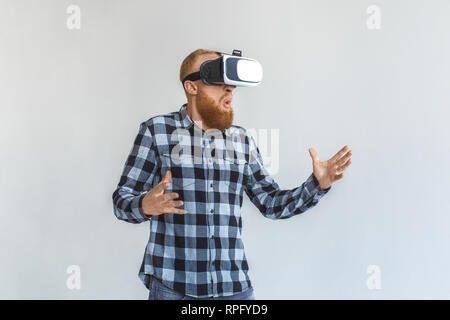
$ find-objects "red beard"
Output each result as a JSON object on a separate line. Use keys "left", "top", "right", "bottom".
{"left": 196, "top": 90, "right": 234, "bottom": 131}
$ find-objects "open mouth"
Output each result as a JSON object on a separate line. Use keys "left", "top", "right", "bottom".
{"left": 222, "top": 97, "right": 232, "bottom": 109}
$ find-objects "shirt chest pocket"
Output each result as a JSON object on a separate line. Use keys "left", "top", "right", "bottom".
{"left": 218, "top": 158, "right": 247, "bottom": 192}
{"left": 160, "top": 153, "right": 196, "bottom": 190}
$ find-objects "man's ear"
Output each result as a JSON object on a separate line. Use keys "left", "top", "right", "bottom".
{"left": 184, "top": 81, "right": 198, "bottom": 95}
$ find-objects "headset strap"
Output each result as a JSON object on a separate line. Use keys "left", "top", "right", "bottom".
{"left": 181, "top": 72, "right": 201, "bottom": 86}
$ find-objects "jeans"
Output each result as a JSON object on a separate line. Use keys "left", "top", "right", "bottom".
{"left": 147, "top": 275, "right": 255, "bottom": 300}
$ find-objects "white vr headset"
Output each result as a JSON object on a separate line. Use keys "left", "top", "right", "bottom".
{"left": 181, "top": 49, "right": 263, "bottom": 87}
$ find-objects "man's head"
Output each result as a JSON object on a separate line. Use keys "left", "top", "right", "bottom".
{"left": 180, "top": 49, "right": 236, "bottom": 131}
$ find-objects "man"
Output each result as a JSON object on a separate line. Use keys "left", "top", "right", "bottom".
{"left": 112, "top": 48, "right": 353, "bottom": 300}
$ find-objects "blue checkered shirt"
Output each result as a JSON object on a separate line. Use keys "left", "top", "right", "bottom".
{"left": 112, "top": 103, "right": 331, "bottom": 298}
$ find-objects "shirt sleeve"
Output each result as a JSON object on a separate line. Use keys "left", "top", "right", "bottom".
{"left": 112, "top": 122, "right": 159, "bottom": 224}
{"left": 244, "top": 133, "right": 331, "bottom": 220}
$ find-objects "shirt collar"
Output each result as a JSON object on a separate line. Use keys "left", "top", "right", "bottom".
{"left": 179, "top": 103, "right": 194, "bottom": 129}
{"left": 179, "top": 103, "right": 230, "bottom": 136}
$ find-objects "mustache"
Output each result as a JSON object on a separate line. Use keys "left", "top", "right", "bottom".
{"left": 221, "top": 95, "right": 232, "bottom": 102}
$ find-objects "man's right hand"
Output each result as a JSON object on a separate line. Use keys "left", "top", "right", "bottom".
{"left": 141, "top": 170, "right": 187, "bottom": 217}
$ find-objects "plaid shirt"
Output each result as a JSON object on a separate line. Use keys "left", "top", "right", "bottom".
{"left": 112, "top": 103, "right": 331, "bottom": 298}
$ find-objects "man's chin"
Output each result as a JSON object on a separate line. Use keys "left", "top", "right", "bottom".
{"left": 196, "top": 96, "right": 233, "bottom": 130}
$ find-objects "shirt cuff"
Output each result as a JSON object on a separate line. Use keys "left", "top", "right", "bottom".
{"left": 132, "top": 192, "right": 151, "bottom": 221}
{"left": 309, "top": 173, "right": 331, "bottom": 196}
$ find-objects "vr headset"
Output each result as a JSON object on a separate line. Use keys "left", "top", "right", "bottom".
{"left": 181, "top": 49, "right": 263, "bottom": 87}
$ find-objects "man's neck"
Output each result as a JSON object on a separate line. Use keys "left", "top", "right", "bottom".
{"left": 186, "top": 101, "right": 210, "bottom": 132}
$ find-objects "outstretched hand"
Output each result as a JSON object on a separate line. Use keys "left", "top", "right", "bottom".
{"left": 308, "top": 145, "right": 353, "bottom": 190}
{"left": 142, "top": 170, "right": 187, "bottom": 217}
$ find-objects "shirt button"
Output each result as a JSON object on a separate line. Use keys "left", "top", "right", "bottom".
{"left": 210, "top": 183, "right": 213, "bottom": 188}
{"left": 210, "top": 209, "right": 214, "bottom": 213}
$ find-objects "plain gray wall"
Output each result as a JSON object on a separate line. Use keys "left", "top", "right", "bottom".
{"left": 1, "top": 0, "right": 449, "bottom": 299}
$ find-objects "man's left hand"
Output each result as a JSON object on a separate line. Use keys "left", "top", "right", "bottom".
{"left": 308, "top": 145, "right": 353, "bottom": 190}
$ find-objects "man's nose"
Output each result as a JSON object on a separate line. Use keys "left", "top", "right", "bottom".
{"left": 224, "top": 84, "right": 236, "bottom": 92}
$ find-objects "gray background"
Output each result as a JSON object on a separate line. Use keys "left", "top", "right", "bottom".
{"left": 1, "top": 0, "right": 449, "bottom": 299}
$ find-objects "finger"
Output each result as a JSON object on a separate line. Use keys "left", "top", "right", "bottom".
{"left": 156, "top": 180, "right": 170, "bottom": 192}
{"left": 336, "top": 151, "right": 352, "bottom": 166}
{"left": 164, "top": 200, "right": 184, "bottom": 207}
{"left": 335, "top": 173, "right": 344, "bottom": 180}
{"left": 163, "top": 192, "right": 180, "bottom": 201}
{"left": 162, "top": 170, "right": 172, "bottom": 183}
{"left": 163, "top": 207, "right": 187, "bottom": 215}
{"left": 331, "top": 145, "right": 350, "bottom": 162}
{"left": 173, "top": 208, "right": 188, "bottom": 215}
{"left": 308, "top": 148, "right": 320, "bottom": 163}
{"left": 336, "top": 159, "right": 352, "bottom": 173}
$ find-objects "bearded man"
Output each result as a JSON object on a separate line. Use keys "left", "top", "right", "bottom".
{"left": 112, "top": 48, "right": 353, "bottom": 300}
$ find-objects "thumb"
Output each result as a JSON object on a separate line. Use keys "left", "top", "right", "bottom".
{"left": 309, "top": 147, "right": 319, "bottom": 163}
{"left": 163, "top": 170, "right": 172, "bottom": 183}
{"left": 156, "top": 170, "right": 172, "bottom": 193}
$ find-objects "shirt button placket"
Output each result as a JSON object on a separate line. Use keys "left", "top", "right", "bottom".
{"left": 204, "top": 136, "right": 216, "bottom": 296}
